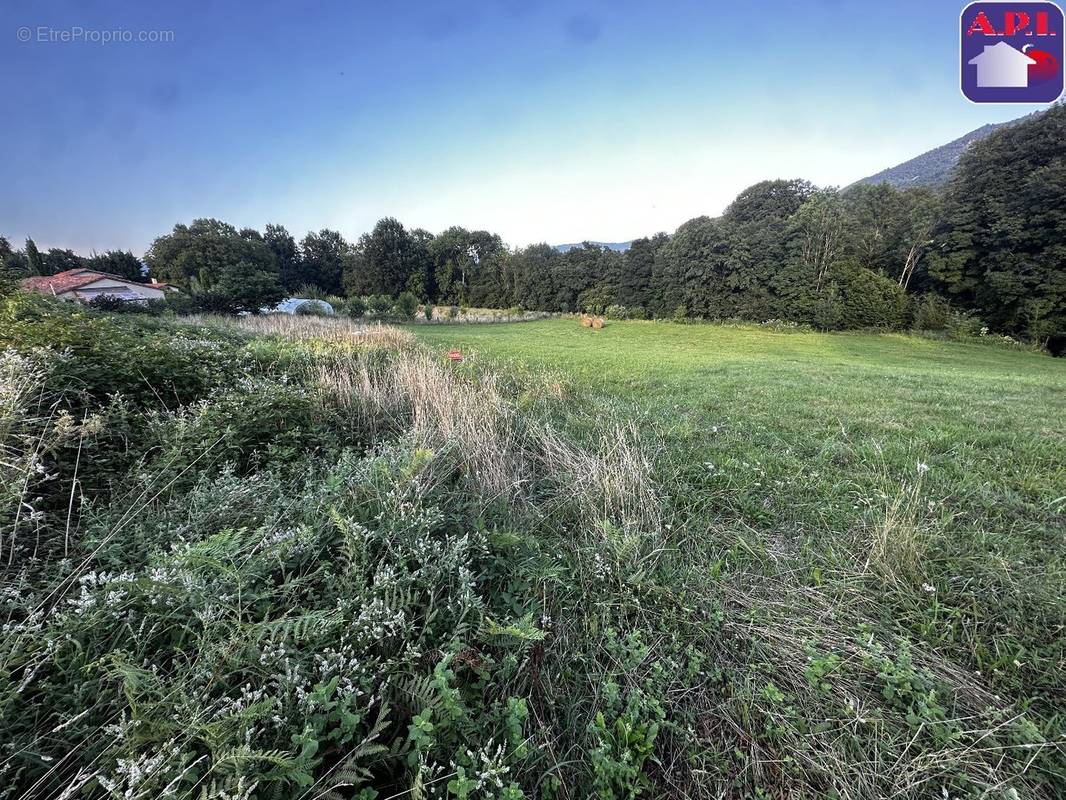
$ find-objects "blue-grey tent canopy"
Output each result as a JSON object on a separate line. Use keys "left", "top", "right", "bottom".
{"left": 265, "top": 298, "right": 335, "bottom": 315}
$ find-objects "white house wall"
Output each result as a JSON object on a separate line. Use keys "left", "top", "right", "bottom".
{"left": 72, "top": 279, "right": 166, "bottom": 302}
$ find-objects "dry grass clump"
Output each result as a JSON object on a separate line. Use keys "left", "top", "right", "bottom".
{"left": 318, "top": 349, "right": 528, "bottom": 504}
{"left": 0, "top": 350, "right": 53, "bottom": 563}
{"left": 867, "top": 481, "right": 927, "bottom": 580}
{"left": 179, "top": 313, "right": 415, "bottom": 348}
{"left": 238, "top": 314, "right": 415, "bottom": 348}
{"left": 864, "top": 469, "right": 934, "bottom": 585}
{"left": 317, "top": 349, "right": 661, "bottom": 533}
{"left": 538, "top": 420, "right": 660, "bottom": 535}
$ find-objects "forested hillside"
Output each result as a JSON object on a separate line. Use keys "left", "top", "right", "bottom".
{"left": 4, "top": 104, "right": 1064, "bottom": 342}
{"left": 853, "top": 121, "right": 1008, "bottom": 188}
{"left": 554, "top": 241, "right": 632, "bottom": 253}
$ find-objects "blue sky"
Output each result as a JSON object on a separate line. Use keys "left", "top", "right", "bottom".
{"left": 0, "top": 0, "right": 1050, "bottom": 254}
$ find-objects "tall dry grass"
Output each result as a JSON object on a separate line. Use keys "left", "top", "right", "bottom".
{"left": 420, "top": 306, "right": 558, "bottom": 325}
{"left": 538, "top": 420, "right": 661, "bottom": 535}
{"left": 317, "top": 347, "right": 661, "bottom": 533}
{"left": 180, "top": 313, "right": 415, "bottom": 348}
{"left": 319, "top": 349, "right": 525, "bottom": 504}
{"left": 0, "top": 350, "right": 52, "bottom": 563}
{"left": 866, "top": 476, "right": 929, "bottom": 583}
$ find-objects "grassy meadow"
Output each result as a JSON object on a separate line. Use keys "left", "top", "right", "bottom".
{"left": 3, "top": 299, "right": 1065, "bottom": 799}
{"left": 413, "top": 318, "right": 1065, "bottom": 543}
{"left": 413, "top": 319, "right": 1066, "bottom": 776}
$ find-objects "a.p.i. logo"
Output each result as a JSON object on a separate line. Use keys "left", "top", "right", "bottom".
{"left": 961, "top": 2, "right": 1064, "bottom": 102}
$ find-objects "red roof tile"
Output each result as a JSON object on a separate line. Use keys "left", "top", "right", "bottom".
{"left": 19, "top": 269, "right": 172, "bottom": 296}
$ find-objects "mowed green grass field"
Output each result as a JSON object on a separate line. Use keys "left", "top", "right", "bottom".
{"left": 413, "top": 319, "right": 1066, "bottom": 694}
{"left": 412, "top": 319, "right": 1065, "bottom": 532}
{"left": 409, "top": 320, "right": 1066, "bottom": 712}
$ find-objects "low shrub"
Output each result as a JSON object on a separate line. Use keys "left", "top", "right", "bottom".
{"left": 368, "top": 294, "right": 393, "bottom": 315}
{"left": 834, "top": 262, "right": 912, "bottom": 330}
{"left": 394, "top": 291, "right": 419, "bottom": 318}
{"left": 914, "top": 294, "right": 952, "bottom": 330}
{"left": 344, "top": 295, "right": 367, "bottom": 318}
{"left": 950, "top": 311, "right": 986, "bottom": 340}
{"left": 86, "top": 294, "right": 140, "bottom": 313}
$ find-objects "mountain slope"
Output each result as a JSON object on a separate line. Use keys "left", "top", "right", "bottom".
{"left": 853, "top": 118, "right": 1024, "bottom": 188}
{"left": 554, "top": 240, "right": 632, "bottom": 253}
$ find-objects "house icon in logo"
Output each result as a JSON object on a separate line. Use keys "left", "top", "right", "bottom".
{"left": 968, "top": 41, "right": 1037, "bottom": 88}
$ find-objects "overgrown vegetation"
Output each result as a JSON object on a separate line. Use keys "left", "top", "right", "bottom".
{"left": 2, "top": 297, "right": 1064, "bottom": 799}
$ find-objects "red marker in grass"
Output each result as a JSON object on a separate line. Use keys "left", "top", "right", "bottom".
{"left": 447, "top": 349, "right": 463, "bottom": 362}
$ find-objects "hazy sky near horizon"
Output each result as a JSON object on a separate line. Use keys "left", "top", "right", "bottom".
{"left": 0, "top": 0, "right": 1051, "bottom": 255}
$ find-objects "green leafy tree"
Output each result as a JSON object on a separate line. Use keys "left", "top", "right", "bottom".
{"left": 0, "top": 237, "right": 17, "bottom": 293}
{"left": 507, "top": 244, "right": 560, "bottom": 311}
{"left": 724, "top": 178, "right": 815, "bottom": 224}
{"left": 767, "top": 189, "right": 847, "bottom": 321}
{"left": 400, "top": 228, "right": 433, "bottom": 301}
{"left": 618, "top": 233, "right": 667, "bottom": 313}
{"left": 658, "top": 217, "right": 728, "bottom": 319}
{"left": 0, "top": 237, "right": 31, "bottom": 288}
{"left": 41, "top": 248, "right": 84, "bottom": 276}
{"left": 85, "top": 250, "right": 144, "bottom": 282}
{"left": 429, "top": 227, "right": 506, "bottom": 305}
{"left": 265, "top": 224, "right": 303, "bottom": 291}
{"left": 840, "top": 183, "right": 909, "bottom": 277}
{"left": 660, "top": 210, "right": 780, "bottom": 321}
{"left": 649, "top": 222, "right": 698, "bottom": 318}
{"left": 24, "top": 239, "right": 43, "bottom": 276}
{"left": 351, "top": 218, "right": 417, "bottom": 298}
{"left": 198, "top": 261, "right": 285, "bottom": 315}
{"left": 145, "top": 218, "right": 278, "bottom": 289}
{"left": 895, "top": 188, "right": 941, "bottom": 292}
{"left": 838, "top": 184, "right": 941, "bottom": 291}
{"left": 929, "top": 104, "right": 1066, "bottom": 339}
{"left": 551, "top": 243, "right": 612, "bottom": 312}
{"left": 299, "top": 229, "right": 348, "bottom": 296}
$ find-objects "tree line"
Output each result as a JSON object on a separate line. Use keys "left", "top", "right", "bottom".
{"left": 4, "top": 103, "right": 1063, "bottom": 339}
{"left": 0, "top": 240, "right": 144, "bottom": 283}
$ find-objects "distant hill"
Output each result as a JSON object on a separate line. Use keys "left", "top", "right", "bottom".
{"left": 853, "top": 119, "right": 1020, "bottom": 189}
{"left": 554, "top": 241, "right": 632, "bottom": 253}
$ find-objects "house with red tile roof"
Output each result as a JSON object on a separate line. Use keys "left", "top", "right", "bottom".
{"left": 19, "top": 269, "right": 179, "bottom": 305}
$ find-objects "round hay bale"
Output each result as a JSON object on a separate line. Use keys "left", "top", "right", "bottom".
{"left": 580, "top": 315, "right": 593, "bottom": 328}
{"left": 592, "top": 317, "right": 605, "bottom": 329}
